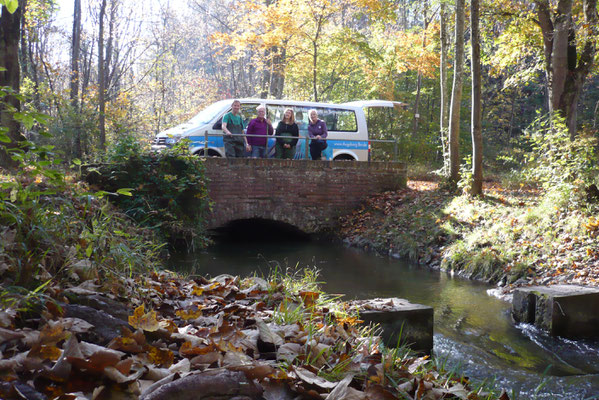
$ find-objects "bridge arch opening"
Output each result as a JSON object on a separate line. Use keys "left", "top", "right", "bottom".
{"left": 210, "top": 218, "right": 311, "bottom": 243}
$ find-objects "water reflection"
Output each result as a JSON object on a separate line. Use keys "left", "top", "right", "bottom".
{"left": 169, "top": 241, "right": 599, "bottom": 399}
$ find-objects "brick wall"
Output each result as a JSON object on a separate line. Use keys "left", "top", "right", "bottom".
{"left": 204, "top": 158, "right": 407, "bottom": 233}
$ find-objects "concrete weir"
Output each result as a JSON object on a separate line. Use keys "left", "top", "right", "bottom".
{"left": 512, "top": 285, "right": 599, "bottom": 339}
{"left": 349, "top": 298, "right": 433, "bottom": 354}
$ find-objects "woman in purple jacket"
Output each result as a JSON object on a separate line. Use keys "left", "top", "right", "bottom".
{"left": 245, "top": 105, "right": 274, "bottom": 158}
{"left": 308, "top": 109, "right": 327, "bottom": 160}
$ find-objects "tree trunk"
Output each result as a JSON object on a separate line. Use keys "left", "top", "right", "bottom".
{"left": 18, "top": 0, "right": 28, "bottom": 81}
{"left": 271, "top": 47, "right": 286, "bottom": 98}
{"left": 448, "top": 0, "right": 465, "bottom": 183}
{"left": 439, "top": 2, "right": 450, "bottom": 173}
{"left": 312, "top": 39, "right": 318, "bottom": 102}
{"left": 412, "top": 2, "right": 429, "bottom": 139}
{"left": 71, "top": 0, "right": 82, "bottom": 158}
{"left": 0, "top": 3, "right": 24, "bottom": 169}
{"left": 535, "top": 0, "right": 599, "bottom": 138}
{"left": 104, "top": 0, "right": 118, "bottom": 100}
{"left": 470, "top": 0, "right": 483, "bottom": 196}
{"left": 98, "top": 0, "right": 107, "bottom": 151}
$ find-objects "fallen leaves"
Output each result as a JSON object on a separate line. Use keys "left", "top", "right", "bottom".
{"left": 0, "top": 268, "right": 511, "bottom": 400}
{"left": 128, "top": 305, "right": 160, "bottom": 332}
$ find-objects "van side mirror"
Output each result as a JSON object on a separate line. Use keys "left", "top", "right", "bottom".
{"left": 213, "top": 120, "right": 222, "bottom": 130}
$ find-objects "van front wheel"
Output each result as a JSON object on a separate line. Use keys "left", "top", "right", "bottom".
{"left": 195, "top": 149, "right": 222, "bottom": 157}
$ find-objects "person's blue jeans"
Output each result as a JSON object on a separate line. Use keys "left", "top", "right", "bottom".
{"left": 250, "top": 145, "right": 267, "bottom": 158}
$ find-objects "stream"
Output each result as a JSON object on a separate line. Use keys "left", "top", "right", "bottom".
{"left": 169, "top": 237, "right": 599, "bottom": 399}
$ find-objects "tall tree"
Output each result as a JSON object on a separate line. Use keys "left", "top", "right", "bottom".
{"left": 411, "top": 1, "right": 431, "bottom": 138}
{"left": 0, "top": 1, "right": 25, "bottom": 169}
{"left": 470, "top": 0, "right": 482, "bottom": 195}
{"left": 97, "top": 0, "right": 106, "bottom": 151}
{"left": 535, "top": 0, "right": 599, "bottom": 138}
{"left": 439, "top": 1, "right": 450, "bottom": 173}
{"left": 448, "top": 0, "right": 465, "bottom": 183}
{"left": 71, "top": 0, "right": 82, "bottom": 157}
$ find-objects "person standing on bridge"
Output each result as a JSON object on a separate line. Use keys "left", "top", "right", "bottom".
{"left": 308, "top": 109, "right": 328, "bottom": 160}
{"left": 222, "top": 99, "right": 248, "bottom": 158}
{"left": 275, "top": 108, "right": 299, "bottom": 159}
{"left": 246, "top": 104, "right": 274, "bottom": 158}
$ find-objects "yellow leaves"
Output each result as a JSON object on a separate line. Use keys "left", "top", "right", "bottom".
{"left": 175, "top": 306, "right": 204, "bottom": 320}
{"left": 128, "top": 305, "right": 160, "bottom": 332}
{"left": 336, "top": 315, "right": 363, "bottom": 326}
{"left": 29, "top": 344, "right": 62, "bottom": 361}
{"left": 584, "top": 217, "right": 599, "bottom": 235}
{"left": 190, "top": 284, "right": 204, "bottom": 296}
{"left": 180, "top": 341, "right": 213, "bottom": 356}
{"left": 146, "top": 345, "right": 174, "bottom": 367}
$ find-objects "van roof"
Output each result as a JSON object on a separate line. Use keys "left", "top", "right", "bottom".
{"left": 341, "top": 100, "right": 407, "bottom": 109}
{"left": 233, "top": 98, "right": 403, "bottom": 110}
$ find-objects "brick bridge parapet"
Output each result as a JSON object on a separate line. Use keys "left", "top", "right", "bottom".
{"left": 203, "top": 158, "right": 407, "bottom": 233}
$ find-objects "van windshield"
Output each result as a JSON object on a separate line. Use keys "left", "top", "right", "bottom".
{"left": 188, "top": 100, "right": 230, "bottom": 125}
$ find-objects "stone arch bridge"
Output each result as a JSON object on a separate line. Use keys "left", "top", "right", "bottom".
{"left": 204, "top": 158, "right": 407, "bottom": 233}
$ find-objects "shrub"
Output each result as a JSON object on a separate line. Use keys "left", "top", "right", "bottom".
{"left": 521, "top": 114, "right": 598, "bottom": 206}
{"left": 87, "top": 140, "right": 210, "bottom": 250}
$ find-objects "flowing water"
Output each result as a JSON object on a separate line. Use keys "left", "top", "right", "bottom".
{"left": 170, "top": 238, "right": 599, "bottom": 399}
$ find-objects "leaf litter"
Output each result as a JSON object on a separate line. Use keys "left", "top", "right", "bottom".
{"left": 0, "top": 269, "right": 508, "bottom": 399}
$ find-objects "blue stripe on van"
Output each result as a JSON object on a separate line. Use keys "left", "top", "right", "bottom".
{"left": 328, "top": 140, "right": 368, "bottom": 150}
{"left": 188, "top": 136, "right": 225, "bottom": 147}
{"left": 187, "top": 135, "right": 367, "bottom": 153}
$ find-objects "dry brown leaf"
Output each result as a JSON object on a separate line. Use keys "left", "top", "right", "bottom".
{"left": 179, "top": 341, "right": 216, "bottom": 357}
{"left": 40, "top": 321, "right": 69, "bottom": 345}
{"left": 299, "top": 291, "right": 320, "bottom": 307}
{"left": 293, "top": 366, "right": 337, "bottom": 390}
{"left": 116, "top": 358, "right": 134, "bottom": 375}
{"left": 255, "top": 318, "right": 284, "bottom": 347}
{"left": 364, "top": 384, "right": 401, "bottom": 400}
{"left": 222, "top": 350, "right": 253, "bottom": 366}
{"left": 324, "top": 374, "right": 355, "bottom": 399}
{"left": 0, "top": 327, "right": 24, "bottom": 344}
{"left": 109, "top": 337, "right": 145, "bottom": 353}
{"left": 168, "top": 358, "right": 191, "bottom": 374}
{"left": 189, "top": 351, "right": 222, "bottom": 367}
{"left": 103, "top": 364, "right": 146, "bottom": 384}
{"left": 159, "top": 319, "right": 178, "bottom": 333}
{"left": 408, "top": 356, "right": 430, "bottom": 374}
{"left": 51, "top": 335, "right": 83, "bottom": 380}
{"left": 446, "top": 383, "right": 469, "bottom": 399}
{"left": 229, "top": 362, "right": 277, "bottom": 380}
{"left": 277, "top": 343, "right": 302, "bottom": 364}
{"left": 70, "top": 349, "right": 122, "bottom": 373}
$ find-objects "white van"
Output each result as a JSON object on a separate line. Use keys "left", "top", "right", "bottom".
{"left": 151, "top": 98, "right": 404, "bottom": 161}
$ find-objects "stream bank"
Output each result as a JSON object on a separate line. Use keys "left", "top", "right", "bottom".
{"left": 339, "top": 180, "right": 599, "bottom": 293}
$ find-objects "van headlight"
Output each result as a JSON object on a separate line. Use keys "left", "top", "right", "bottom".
{"left": 165, "top": 135, "right": 181, "bottom": 145}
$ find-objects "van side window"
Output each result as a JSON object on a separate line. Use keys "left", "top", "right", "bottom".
{"left": 336, "top": 110, "right": 357, "bottom": 132}
{"left": 319, "top": 108, "right": 357, "bottom": 132}
{"left": 240, "top": 103, "right": 259, "bottom": 126}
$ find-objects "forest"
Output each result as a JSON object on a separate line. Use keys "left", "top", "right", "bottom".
{"left": 0, "top": 0, "right": 597, "bottom": 175}
{"left": 2, "top": 0, "right": 599, "bottom": 399}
